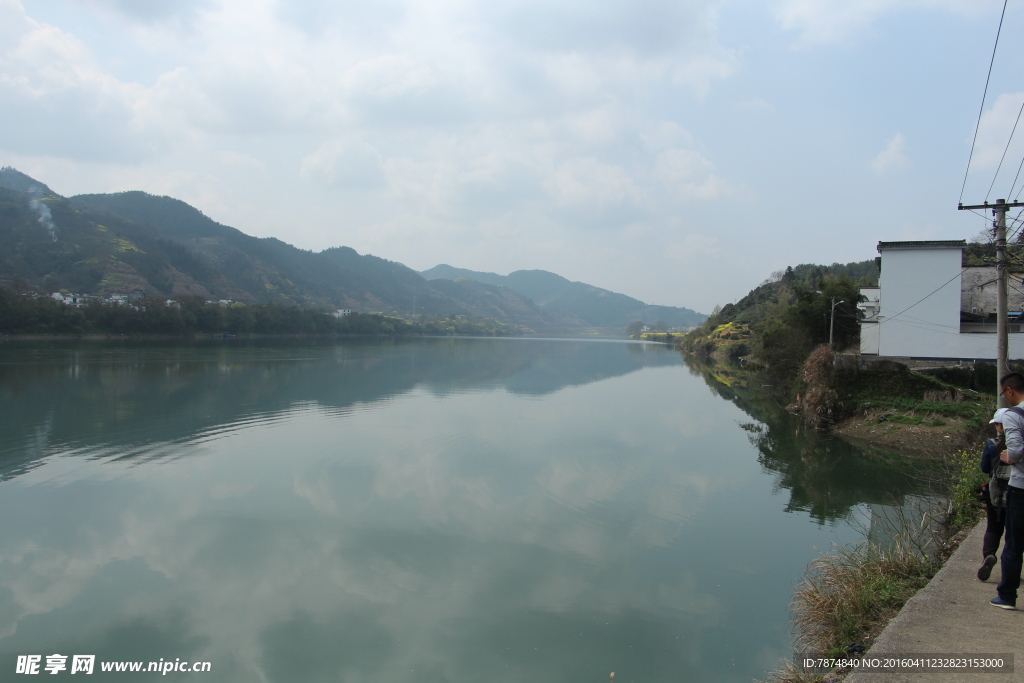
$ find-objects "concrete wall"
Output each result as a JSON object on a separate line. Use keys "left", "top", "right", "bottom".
{"left": 859, "top": 286, "right": 881, "bottom": 355}
{"left": 961, "top": 267, "right": 1024, "bottom": 315}
{"left": 876, "top": 246, "right": 1024, "bottom": 360}
{"left": 861, "top": 321, "right": 879, "bottom": 354}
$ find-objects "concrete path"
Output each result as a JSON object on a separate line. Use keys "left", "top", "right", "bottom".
{"left": 843, "top": 521, "right": 1021, "bottom": 683}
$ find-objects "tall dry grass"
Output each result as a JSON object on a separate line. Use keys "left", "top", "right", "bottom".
{"left": 792, "top": 539, "right": 936, "bottom": 656}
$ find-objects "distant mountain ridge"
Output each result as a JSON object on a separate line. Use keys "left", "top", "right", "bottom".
{"left": 0, "top": 166, "right": 705, "bottom": 333}
{"left": 422, "top": 264, "right": 706, "bottom": 329}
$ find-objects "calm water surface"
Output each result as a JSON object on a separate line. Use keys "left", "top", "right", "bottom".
{"left": 0, "top": 338, "right": 928, "bottom": 682}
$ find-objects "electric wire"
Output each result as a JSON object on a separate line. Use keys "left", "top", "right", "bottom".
{"left": 884, "top": 317, "right": 986, "bottom": 338}
{"left": 877, "top": 268, "right": 971, "bottom": 326}
{"left": 986, "top": 95, "right": 1024, "bottom": 202}
{"left": 1007, "top": 152, "right": 1024, "bottom": 201}
{"left": 876, "top": 305, "right": 962, "bottom": 330}
{"left": 960, "top": 0, "right": 1009, "bottom": 204}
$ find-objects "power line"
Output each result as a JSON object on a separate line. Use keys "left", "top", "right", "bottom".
{"left": 886, "top": 319, "right": 978, "bottom": 337}
{"left": 1008, "top": 153, "right": 1024, "bottom": 200}
{"left": 986, "top": 95, "right": 1024, "bottom": 201}
{"left": 960, "top": 0, "right": 1009, "bottom": 204}
{"left": 876, "top": 305, "right": 961, "bottom": 329}
{"left": 966, "top": 208, "right": 994, "bottom": 221}
{"left": 878, "top": 268, "right": 970, "bottom": 326}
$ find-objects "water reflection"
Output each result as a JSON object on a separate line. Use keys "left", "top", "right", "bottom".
{"left": 683, "top": 357, "right": 933, "bottom": 523}
{"left": 0, "top": 338, "right": 679, "bottom": 480}
{"left": 0, "top": 339, "right": 916, "bottom": 682}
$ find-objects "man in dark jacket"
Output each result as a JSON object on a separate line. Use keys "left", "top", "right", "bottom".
{"left": 992, "top": 373, "right": 1024, "bottom": 609}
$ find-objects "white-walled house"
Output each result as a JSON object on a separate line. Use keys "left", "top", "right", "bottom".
{"left": 859, "top": 240, "right": 1024, "bottom": 360}
{"left": 50, "top": 292, "right": 89, "bottom": 307}
{"left": 859, "top": 286, "right": 880, "bottom": 354}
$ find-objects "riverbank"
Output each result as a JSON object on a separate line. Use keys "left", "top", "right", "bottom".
{"left": 677, "top": 346, "right": 997, "bottom": 683}
{"left": 840, "top": 520, "right": 1019, "bottom": 683}
{"left": 761, "top": 506, "right": 988, "bottom": 683}
{"left": 678, "top": 340, "right": 995, "bottom": 458}
{"left": 833, "top": 414, "right": 978, "bottom": 458}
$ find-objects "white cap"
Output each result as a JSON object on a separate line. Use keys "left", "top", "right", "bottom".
{"left": 991, "top": 408, "right": 1009, "bottom": 424}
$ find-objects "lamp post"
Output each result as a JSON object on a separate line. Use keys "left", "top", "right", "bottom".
{"left": 829, "top": 296, "right": 840, "bottom": 349}
{"left": 816, "top": 291, "right": 842, "bottom": 349}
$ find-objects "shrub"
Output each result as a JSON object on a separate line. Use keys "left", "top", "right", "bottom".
{"left": 800, "top": 345, "right": 842, "bottom": 429}
{"left": 945, "top": 448, "right": 987, "bottom": 534}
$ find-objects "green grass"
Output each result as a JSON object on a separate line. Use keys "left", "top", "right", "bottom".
{"left": 836, "top": 365, "right": 994, "bottom": 433}
{"left": 858, "top": 396, "right": 986, "bottom": 417}
{"left": 946, "top": 448, "right": 988, "bottom": 534}
{"left": 887, "top": 414, "right": 923, "bottom": 425}
{"left": 884, "top": 414, "right": 949, "bottom": 427}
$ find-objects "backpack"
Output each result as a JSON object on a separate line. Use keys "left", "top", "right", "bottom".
{"left": 990, "top": 406, "right": 1024, "bottom": 508}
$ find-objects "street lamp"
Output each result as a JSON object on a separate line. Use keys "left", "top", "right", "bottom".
{"left": 816, "top": 291, "right": 842, "bottom": 349}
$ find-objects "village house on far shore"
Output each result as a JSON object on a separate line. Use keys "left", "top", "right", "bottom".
{"left": 859, "top": 240, "right": 1024, "bottom": 360}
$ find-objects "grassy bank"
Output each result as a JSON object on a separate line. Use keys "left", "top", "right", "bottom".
{"left": 676, "top": 348, "right": 992, "bottom": 683}
{"left": 825, "top": 360, "right": 994, "bottom": 458}
{"left": 757, "top": 446, "right": 986, "bottom": 683}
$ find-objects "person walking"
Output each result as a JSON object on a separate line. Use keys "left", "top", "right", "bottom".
{"left": 992, "top": 372, "right": 1024, "bottom": 609}
{"left": 978, "top": 408, "right": 1007, "bottom": 581}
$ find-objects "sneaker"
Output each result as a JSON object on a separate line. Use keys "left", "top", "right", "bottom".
{"left": 979, "top": 555, "right": 998, "bottom": 581}
{"left": 990, "top": 596, "right": 1016, "bottom": 610}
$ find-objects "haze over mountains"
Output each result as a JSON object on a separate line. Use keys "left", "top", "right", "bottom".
{"left": 0, "top": 167, "right": 705, "bottom": 333}
{"left": 422, "top": 265, "right": 705, "bottom": 329}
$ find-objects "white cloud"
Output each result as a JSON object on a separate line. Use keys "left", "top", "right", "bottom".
{"left": 640, "top": 121, "right": 694, "bottom": 151}
{"left": 0, "top": 0, "right": 888, "bottom": 311}
{"left": 973, "top": 92, "right": 1024, "bottom": 172}
{"left": 666, "top": 233, "right": 720, "bottom": 262}
{"left": 339, "top": 53, "right": 437, "bottom": 102}
{"left": 546, "top": 157, "right": 644, "bottom": 208}
{"left": 300, "top": 139, "right": 387, "bottom": 189}
{"left": 870, "top": 133, "right": 908, "bottom": 173}
{"left": 653, "top": 148, "right": 727, "bottom": 201}
{"left": 0, "top": 1, "right": 152, "bottom": 161}
{"left": 735, "top": 98, "right": 775, "bottom": 115}
{"left": 72, "top": 0, "right": 214, "bottom": 27}
{"left": 776, "top": 0, "right": 983, "bottom": 45}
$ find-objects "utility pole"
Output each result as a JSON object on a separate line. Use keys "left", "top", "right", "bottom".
{"left": 829, "top": 296, "right": 839, "bottom": 349}
{"left": 959, "top": 198, "right": 1024, "bottom": 406}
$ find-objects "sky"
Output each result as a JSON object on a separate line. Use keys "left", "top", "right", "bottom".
{"left": 2, "top": 0, "right": 1023, "bottom": 313}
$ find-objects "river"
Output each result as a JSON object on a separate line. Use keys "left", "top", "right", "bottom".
{"left": 0, "top": 337, "right": 930, "bottom": 682}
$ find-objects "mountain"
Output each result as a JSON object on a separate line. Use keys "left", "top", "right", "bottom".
{"left": 0, "top": 168, "right": 554, "bottom": 325}
{"left": 0, "top": 167, "right": 704, "bottom": 333}
{"left": 421, "top": 264, "right": 706, "bottom": 329}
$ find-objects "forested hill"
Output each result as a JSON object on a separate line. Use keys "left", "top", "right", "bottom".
{"left": 0, "top": 168, "right": 569, "bottom": 329}
{"left": 0, "top": 167, "right": 703, "bottom": 333}
{"left": 421, "top": 264, "right": 706, "bottom": 329}
{"left": 710, "top": 261, "right": 878, "bottom": 326}
{"left": 679, "top": 259, "right": 878, "bottom": 375}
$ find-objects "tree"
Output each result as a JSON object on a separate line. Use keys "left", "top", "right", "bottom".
{"left": 626, "top": 320, "right": 644, "bottom": 337}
